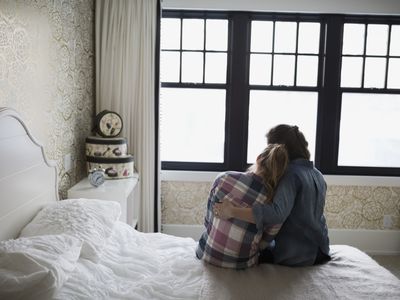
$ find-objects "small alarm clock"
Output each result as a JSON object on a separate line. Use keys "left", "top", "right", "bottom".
{"left": 88, "top": 168, "right": 105, "bottom": 187}
{"left": 94, "top": 110, "right": 123, "bottom": 137}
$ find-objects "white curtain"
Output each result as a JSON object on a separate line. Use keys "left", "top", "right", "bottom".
{"left": 95, "top": 0, "right": 159, "bottom": 232}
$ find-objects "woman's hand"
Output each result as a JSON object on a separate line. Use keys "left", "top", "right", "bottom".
{"left": 214, "top": 200, "right": 256, "bottom": 224}
{"left": 213, "top": 199, "right": 235, "bottom": 220}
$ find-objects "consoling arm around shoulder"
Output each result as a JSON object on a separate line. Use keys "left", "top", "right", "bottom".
{"left": 252, "top": 172, "right": 297, "bottom": 230}
{"left": 213, "top": 199, "right": 255, "bottom": 223}
{"left": 214, "top": 172, "right": 298, "bottom": 229}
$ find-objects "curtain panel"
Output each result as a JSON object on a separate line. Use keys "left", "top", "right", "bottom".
{"left": 95, "top": 0, "right": 158, "bottom": 232}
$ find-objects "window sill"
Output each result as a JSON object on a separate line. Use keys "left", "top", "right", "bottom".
{"left": 161, "top": 170, "right": 400, "bottom": 187}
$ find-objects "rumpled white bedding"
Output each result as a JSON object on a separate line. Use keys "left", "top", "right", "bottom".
{"left": 55, "top": 222, "right": 203, "bottom": 300}
{"left": 56, "top": 222, "right": 400, "bottom": 300}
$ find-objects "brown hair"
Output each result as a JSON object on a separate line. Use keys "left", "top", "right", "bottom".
{"left": 249, "top": 144, "right": 289, "bottom": 202}
{"left": 266, "top": 124, "right": 310, "bottom": 161}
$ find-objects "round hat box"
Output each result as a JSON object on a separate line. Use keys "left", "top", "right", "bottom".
{"left": 85, "top": 136, "right": 128, "bottom": 158}
{"left": 86, "top": 155, "right": 134, "bottom": 179}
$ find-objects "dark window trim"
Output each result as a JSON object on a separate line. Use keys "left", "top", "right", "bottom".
{"left": 316, "top": 15, "right": 343, "bottom": 174}
{"left": 159, "top": 10, "right": 400, "bottom": 177}
{"left": 154, "top": 0, "right": 161, "bottom": 232}
{"left": 161, "top": 83, "right": 226, "bottom": 89}
{"left": 162, "top": 162, "right": 228, "bottom": 171}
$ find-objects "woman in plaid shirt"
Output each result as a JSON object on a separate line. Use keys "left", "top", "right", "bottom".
{"left": 215, "top": 124, "right": 331, "bottom": 267}
{"left": 196, "top": 143, "right": 289, "bottom": 269}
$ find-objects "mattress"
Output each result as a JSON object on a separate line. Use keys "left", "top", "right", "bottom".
{"left": 56, "top": 222, "right": 400, "bottom": 300}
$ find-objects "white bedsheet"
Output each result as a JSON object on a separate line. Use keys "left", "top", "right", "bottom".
{"left": 55, "top": 222, "right": 202, "bottom": 300}
{"left": 56, "top": 222, "right": 400, "bottom": 300}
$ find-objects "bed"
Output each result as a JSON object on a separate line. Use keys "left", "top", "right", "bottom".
{"left": 1, "top": 107, "right": 399, "bottom": 300}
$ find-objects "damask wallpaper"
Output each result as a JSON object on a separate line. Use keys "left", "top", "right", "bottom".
{"left": 0, "top": 0, "right": 94, "bottom": 198}
{"left": 161, "top": 181, "right": 400, "bottom": 230}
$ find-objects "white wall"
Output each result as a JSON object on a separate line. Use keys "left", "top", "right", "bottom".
{"left": 162, "top": 0, "right": 400, "bottom": 15}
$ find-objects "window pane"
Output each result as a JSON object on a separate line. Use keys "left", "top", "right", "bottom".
{"left": 181, "top": 52, "right": 203, "bottom": 83}
{"left": 160, "top": 51, "right": 180, "bottom": 82}
{"left": 182, "top": 19, "right": 204, "bottom": 50}
{"left": 339, "top": 93, "right": 400, "bottom": 167}
{"left": 273, "top": 55, "right": 295, "bottom": 86}
{"left": 205, "top": 53, "right": 227, "bottom": 83}
{"left": 364, "top": 57, "right": 386, "bottom": 88}
{"left": 249, "top": 54, "right": 272, "bottom": 85}
{"left": 340, "top": 57, "right": 363, "bottom": 88}
{"left": 366, "top": 24, "right": 388, "bottom": 56}
{"left": 296, "top": 55, "right": 318, "bottom": 86}
{"left": 206, "top": 19, "right": 228, "bottom": 51}
{"left": 388, "top": 58, "right": 400, "bottom": 89}
{"left": 298, "top": 22, "right": 320, "bottom": 54}
{"left": 274, "top": 22, "right": 297, "bottom": 53}
{"left": 251, "top": 21, "right": 273, "bottom": 52}
{"left": 160, "top": 88, "right": 226, "bottom": 162}
{"left": 390, "top": 25, "right": 400, "bottom": 56}
{"left": 161, "top": 18, "right": 180, "bottom": 50}
{"left": 247, "top": 90, "right": 318, "bottom": 163}
{"left": 342, "top": 24, "right": 365, "bottom": 55}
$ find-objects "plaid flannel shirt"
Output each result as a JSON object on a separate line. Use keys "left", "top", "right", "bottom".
{"left": 196, "top": 171, "right": 282, "bottom": 269}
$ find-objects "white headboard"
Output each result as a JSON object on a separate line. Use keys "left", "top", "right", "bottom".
{"left": 0, "top": 107, "right": 58, "bottom": 241}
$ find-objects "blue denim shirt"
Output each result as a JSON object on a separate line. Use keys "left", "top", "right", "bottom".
{"left": 253, "top": 159, "right": 330, "bottom": 266}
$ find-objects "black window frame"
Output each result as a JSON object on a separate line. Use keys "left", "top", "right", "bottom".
{"left": 159, "top": 10, "right": 400, "bottom": 177}
{"left": 318, "top": 15, "right": 400, "bottom": 176}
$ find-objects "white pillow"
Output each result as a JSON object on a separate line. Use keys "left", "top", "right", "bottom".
{"left": 20, "top": 198, "right": 121, "bottom": 262}
{"left": 0, "top": 234, "right": 82, "bottom": 300}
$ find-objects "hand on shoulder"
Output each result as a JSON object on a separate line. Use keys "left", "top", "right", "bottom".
{"left": 213, "top": 199, "right": 235, "bottom": 219}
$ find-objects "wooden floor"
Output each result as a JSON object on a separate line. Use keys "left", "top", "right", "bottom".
{"left": 371, "top": 255, "right": 400, "bottom": 279}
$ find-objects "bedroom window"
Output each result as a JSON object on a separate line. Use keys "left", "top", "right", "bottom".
{"left": 337, "top": 21, "right": 400, "bottom": 172}
{"left": 247, "top": 20, "right": 320, "bottom": 163}
{"left": 159, "top": 11, "right": 400, "bottom": 176}
{"left": 160, "top": 13, "right": 229, "bottom": 169}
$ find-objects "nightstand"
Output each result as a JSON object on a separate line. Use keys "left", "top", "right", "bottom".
{"left": 67, "top": 174, "right": 140, "bottom": 228}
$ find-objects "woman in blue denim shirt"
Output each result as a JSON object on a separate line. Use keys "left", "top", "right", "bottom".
{"left": 214, "top": 124, "right": 331, "bottom": 266}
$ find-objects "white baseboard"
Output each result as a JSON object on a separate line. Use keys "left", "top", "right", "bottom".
{"left": 162, "top": 224, "right": 204, "bottom": 240}
{"left": 328, "top": 229, "right": 400, "bottom": 255}
{"left": 161, "top": 224, "right": 400, "bottom": 255}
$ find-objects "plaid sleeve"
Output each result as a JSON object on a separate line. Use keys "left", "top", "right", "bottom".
{"left": 198, "top": 172, "right": 285, "bottom": 269}
{"left": 204, "top": 174, "right": 226, "bottom": 229}
{"left": 259, "top": 223, "right": 282, "bottom": 250}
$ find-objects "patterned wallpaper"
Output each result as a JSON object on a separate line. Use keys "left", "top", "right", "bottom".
{"left": 0, "top": 0, "right": 94, "bottom": 198}
{"left": 161, "top": 181, "right": 400, "bottom": 230}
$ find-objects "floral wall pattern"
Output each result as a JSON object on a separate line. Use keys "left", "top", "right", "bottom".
{"left": 161, "top": 181, "right": 400, "bottom": 230}
{"left": 0, "top": 0, "right": 94, "bottom": 198}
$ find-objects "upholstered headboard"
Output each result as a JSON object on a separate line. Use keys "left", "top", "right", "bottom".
{"left": 0, "top": 107, "right": 58, "bottom": 241}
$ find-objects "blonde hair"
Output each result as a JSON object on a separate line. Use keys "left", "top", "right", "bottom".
{"left": 249, "top": 144, "right": 289, "bottom": 202}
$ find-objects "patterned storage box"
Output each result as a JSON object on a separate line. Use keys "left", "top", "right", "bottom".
{"left": 86, "top": 155, "right": 134, "bottom": 179}
{"left": 85, "top": 136, "right": 128, "bottom": 158}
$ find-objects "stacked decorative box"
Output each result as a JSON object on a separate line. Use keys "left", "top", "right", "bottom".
{"left": 85, "top": 110, "right": 134, "bottom": 179}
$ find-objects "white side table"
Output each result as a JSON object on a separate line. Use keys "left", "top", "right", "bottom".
{"left": 67, "top": 174, "right": 140, "bottom": 228}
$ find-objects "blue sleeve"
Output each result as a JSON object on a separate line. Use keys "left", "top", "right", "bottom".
{"left": 252, "top": 171, "right": 297, "bottom": 230}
